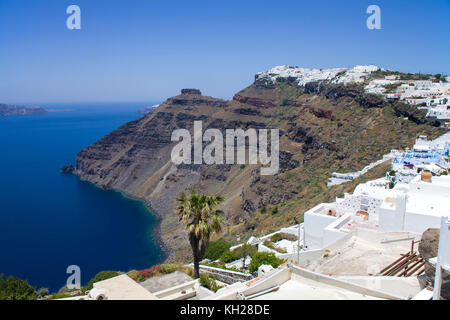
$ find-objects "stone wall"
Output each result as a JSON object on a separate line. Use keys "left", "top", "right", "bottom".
{"left": 199, "top": 265, "right": 253, "bottom": 284}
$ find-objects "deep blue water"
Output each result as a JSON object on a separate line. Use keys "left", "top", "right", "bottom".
{"left": 0, "top": 103, "right": 165, "bottom": 292}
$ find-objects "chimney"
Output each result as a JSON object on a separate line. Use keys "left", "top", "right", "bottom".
{"left": 421, "top": 170, "right": 432, "bottom": 183}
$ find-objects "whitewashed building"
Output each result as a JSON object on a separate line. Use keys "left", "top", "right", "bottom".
{"left": 378, "top": 174, "right": 450, "bottom": 234}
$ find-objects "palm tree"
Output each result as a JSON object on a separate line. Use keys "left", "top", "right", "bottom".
{"left": 176, "top": 190, "right": 224, "bottom": 279}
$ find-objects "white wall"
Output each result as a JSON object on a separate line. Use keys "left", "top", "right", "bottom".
{"left": 304, "top": 206, "right": 337, "bottom": 250}
{"left": 403, "top": 212, "right": 442, "bottom": 234}
{"left": 378, "top": 175, "right": 450, "bottom": 234}
{"left": 335, "top": 193, "right": 383, "bottom": 222}
{"left": 378, "top": 195, "right": 406, "bottom": 232}
{"left": 295, "top": 233, "right": 354, "bottom": 266}
{"left": 323, "top": 214, "right": 352, "bottom": 247}
{"left": 438, "top": 217, "right": 450, "bottom": 270}
{"left": 433, "top": 217, "right": 450, "bottom": 300}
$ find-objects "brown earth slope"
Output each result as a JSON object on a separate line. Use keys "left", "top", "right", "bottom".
{"left": 75, "top": 76, "right": 444, "bottom": 262}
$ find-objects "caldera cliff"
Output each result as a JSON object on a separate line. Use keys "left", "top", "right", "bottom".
{"left": 74, "top": 66, "right": 444, "bottom": 261}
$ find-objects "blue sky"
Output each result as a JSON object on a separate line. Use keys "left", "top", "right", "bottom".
{"left": 0, "top": 0, "right": 449, "bottom": 104}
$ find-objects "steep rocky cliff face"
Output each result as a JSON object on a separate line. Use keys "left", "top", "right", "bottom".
{"left": 75, "top": 74, "right": 444, "bottom": 261}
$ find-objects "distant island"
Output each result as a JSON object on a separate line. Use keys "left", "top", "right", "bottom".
{"left": 46, "top": 108, "right": 73, "bottom": 112}
{"left": 0, "top": 104, "right": 47, "bottom": 116}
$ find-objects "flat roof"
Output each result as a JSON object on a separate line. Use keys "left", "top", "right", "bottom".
{"left": 411, "top": 174, "right": 450, "bottom": 188}
{"left": 244, "top": 264, "right": 412, "bottom": 300}
{"left": 307, "top": 233, "right": 417, "bottom": 276}
{"left": 406, "top": 195, "right": 450, "bottom": 217}
{"left": 140, "top": 271, "right": 193, "bottom": 293}
{"left": 250, "top": 274, "right": 384, "bottom": 300}
{"left": 93, "top": 274, "right": 157, "bottom": 300}
{"left": 354, "top": 183, "right": 406, "bottom": 201}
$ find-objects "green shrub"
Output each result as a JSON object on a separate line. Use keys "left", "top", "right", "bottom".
{"left": 270, "top": 233, "right": 282, "bottom": 242}
{"left": 184, "top": 267, "right": 194, "bottom": 278}
{"left": 270, "top": 206, "right": 279, "bottom": 215}
{"left": 263, "top": 241, "right": 286, "bottom": 254}
{"left": 232, "top": 244, "right": 258, "bottom": 269}
{"left": 270, "top": 232, "right": 298, "bottom": 243}
{"left": 199, "top": 274, "right": 222, "bottom": 292}
{"left": 36, "top": 288, "right": 49, "bottom": 299}
{"left": 159, "top": 264, "right": 178, "bottom": 274}
{"left": 127, "top": 270, "right": 143, "bottom": 282}
{"left": 280, "top": 233, "right": 298, "bottom": 241}
{"left": 202, "top": 262, "right": 241, "bottom": 273}
{"left": 263, "top": 240, "right": 273, "bottom": 247}
{"left": 205, "top": 239, "right": 232, "bottom": 261}
{"left": 82, "top": 271, "right": 120, "bottom": 293}
{"left": 219, "top": 250, "right": 237, "bottom": 263}
{"left": 234, "top": 243, "right": 257, "bottom": 260}
{"left": 48, "top": 293, "right": 72, "bottom": 300}
{"left": 281, "top": 98, "right": 290, "bottom": 106}
{"left": 248, "top": 252, "right": 285, "bottom": 273}
{"left": 0, "top": 274, "right": 37, "bottom": 300}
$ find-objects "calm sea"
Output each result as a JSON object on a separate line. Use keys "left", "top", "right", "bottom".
{"left": 0, "top": 103, "right": 165, "bottom": 292}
